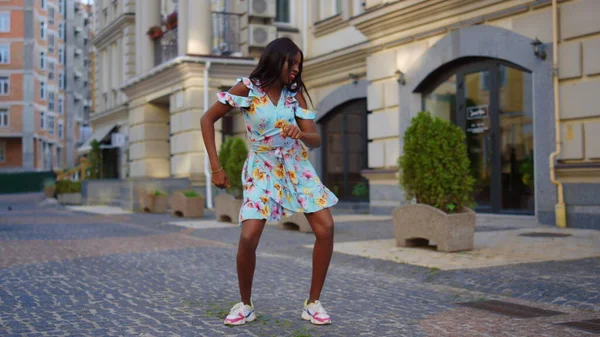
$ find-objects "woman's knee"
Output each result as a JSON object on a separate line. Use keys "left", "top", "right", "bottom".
{"left": 313, "top": 220, "right": 334, "bottom": 241}
{"left": 239, "top": 220, "right": 265, "bottom": 251}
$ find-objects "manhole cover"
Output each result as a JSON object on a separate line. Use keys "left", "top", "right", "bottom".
{"left": 457, "top": 300, "right": 565, "bottom": 318}
{"left": 519, "top": 232, "right": 572, "bottom": 238}
{"left": 554, "top": 319, "right": 600, "bottom": 334}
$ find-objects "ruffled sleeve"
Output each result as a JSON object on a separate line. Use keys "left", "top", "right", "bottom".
{"left": 216, "top": 77, "right": 257, "bottom": 108}
{"left": 289, "top": 91, "right": 317, "bottom": 120}
{"left": 216, "top": 91, "right": 251, "bottom": 108}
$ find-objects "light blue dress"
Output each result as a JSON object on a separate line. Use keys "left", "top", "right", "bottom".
{"left": 217, "top": 77, "right": 338, "bottom": 224}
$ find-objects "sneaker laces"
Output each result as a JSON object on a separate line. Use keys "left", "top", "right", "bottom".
{"left": 229, "top": 302, "right": 245, "bottom": 315}
{"left": 311, "top": 301, "right": 328, "bottom": 316}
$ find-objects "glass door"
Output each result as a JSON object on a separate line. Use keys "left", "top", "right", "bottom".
{"left": 457, "top": 66, "right": 496, "bottom": 212}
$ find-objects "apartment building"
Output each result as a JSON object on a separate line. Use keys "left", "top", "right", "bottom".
{"left": 0, "top": 0, "right": 91, "bottom": 172}
{"left": 64, "top": 0, "right": 92, "bottom": 167}
{"left": 86, "top": 0, "right": 599, "bottom": 228}
{"left": 296, "top": 0, "right": 600, "bottom": 229}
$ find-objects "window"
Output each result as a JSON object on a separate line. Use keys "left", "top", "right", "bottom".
{"left": 48, "top": 34, "right": 54, "bottom": 52}
{"left": 58, "top": 72, "right": 64, "bottom": 89}
{"left": 58, "top": 121, "right": 63, "bottom": 139}
{"left": 275, "top": 0, "right": 291, "bottom": 24}
{"left": 56, "top": 147, "right": 62, "bottom": 167}
{"left": 48, "top": 115, "right": 54, "bottom": 134}
{"left": 0, "top": 12, "right": 9, "bottom": 32}
{"left": 0, "top": 44, "right": 9, "bottom": 64}
{"left": 58, "top": 97, "right": 63, "bottom": 114}
{"left": 0, "top": 141, "right": 5, "bottom": 162}
{"left": 59, "top": 0, "right": 64, "bottom": 15}
{"left": 40, "top": 111, "right": 45, "bottom": 129}
{"left": 58, "top": 23, "right": 63, "bottom": 39}
{"left": 40, "top": 81, "right": 46, "bottom": 99}
{"left": 0, "top": 109, "right": 8, "bottom": 127}
{"left": 48, "top": 92, "right": 54, "bottom": 111}
{"left": 49, "top": 7, "right": 54, "bottom": 24}
{"left": 41, "top": 0, "right": 46, "bottom": 10}
{"left": 40, "top": 51, "right": 45, "bottom": 69}
{"left": 48, "top": 61, "right": 54, "bottom": 80}
{"left": 0, "top": 76, "right": 8, "bottom": 95}
{"left": 58, "top": 47, "right": 63, "bottom": 64}
{"left": 336, "top": 0, "right": 343, "bottom": 14}
{"left": 40, "top": 21, "right": 46, "bottom": 39}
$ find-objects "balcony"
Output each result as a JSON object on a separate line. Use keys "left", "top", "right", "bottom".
{"left": 212, "top": 12, "right": 241, "bottom": 56}
{"left": 153, "top": 28, "right": 178, "bottom": 67}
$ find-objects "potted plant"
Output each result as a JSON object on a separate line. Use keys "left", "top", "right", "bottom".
{"left": 393, "top": 111, "right": 476, "bottom": 252}
{"left": 165, "top": 11, "right": 177, "bottom": 30}
{"left": 43, "top": 179, "right": 56, "bottom": 198}
{"left": 147, "top": 25, "right": 163, "bottom": 40}
{"left": 215, "top": 137, "right": 248, "bottom": 223}
{"left": 56, "top": 180, "right": 83, "bottom": 205}
{"left": 139, "top": 188, "right": 168, "bottom": 213}
{"left": 172, "top": 189, "right": 205, "bottom": 218}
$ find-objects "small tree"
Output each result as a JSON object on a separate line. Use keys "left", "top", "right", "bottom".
{"left": 218, "top": 137, "right": 248, "bottom": 199}
{"left": 86, "top": 139, "right": 102, "bottom": 179}
{"left": 398, "top": 111, "right": 474, "bottom": 213}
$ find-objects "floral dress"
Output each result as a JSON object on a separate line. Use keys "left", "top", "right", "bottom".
{"left": 217, "top": 77, "right": 339, "bottom": 225}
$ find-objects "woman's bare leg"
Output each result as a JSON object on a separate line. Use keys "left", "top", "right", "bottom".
{"left": 305, "top": 209, "right": 335, "bottom": 303}
{"left": 237, "top": 219, "right": 267, "bottom": 305}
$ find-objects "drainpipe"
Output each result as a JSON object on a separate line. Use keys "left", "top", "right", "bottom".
{"left": 302, "top": 0, "right": 308, "bottom": 53}
{"left": 203, "top": 61, "right": 213, "bottom": 209}
{"left": 549, "top": 0, "right": 566, "bottom": 228}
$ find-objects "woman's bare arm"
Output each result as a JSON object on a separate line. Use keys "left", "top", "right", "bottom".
{"left": 200, "top": 82, "right": 250, "bottom": 172}
{"left": 295, "top": 91, "right": 321, "bottom": 149}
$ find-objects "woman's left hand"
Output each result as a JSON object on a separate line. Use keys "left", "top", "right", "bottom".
{"left": 281, "top": 124, "right": 302, "bottom": 139}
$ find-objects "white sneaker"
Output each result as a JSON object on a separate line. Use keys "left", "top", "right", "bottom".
{"left": 301, "top": 300, "right": 332, "bottom": 325}
{"left": 224, "top": 301, "right": 256, "bottom": 326}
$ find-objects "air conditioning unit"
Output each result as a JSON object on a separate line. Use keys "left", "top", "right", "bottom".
{"left": 248, "top": 24, "right": 277, "bottom": 48}
{"left": 248, "top": 0, "right": 275, "bottom": 18}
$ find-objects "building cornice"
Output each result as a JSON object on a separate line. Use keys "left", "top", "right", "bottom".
{"left": 122, "top": 56, "right": 257, "bottom": 99}
{"left": 92, "top": 13, "right": 135, "bottom": 49}
{"left": 89, "top": 104, "right": 128, "bottom": 123}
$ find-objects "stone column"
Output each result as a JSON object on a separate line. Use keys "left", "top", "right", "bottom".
{"left": 181, "top": 0, "right": 212, "bottom": 55}
{"left": 128, "top": 102, "right": 170, "bottom": 178}
{"left": 135, "top": 0, "right": 161, "bottom": 75}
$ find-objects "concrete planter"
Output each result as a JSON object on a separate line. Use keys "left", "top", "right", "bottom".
{"left": 393, "top": 204, "right": 476, "bottom": 252}
{"left": 44, "top": 186, "right": 55, "bottom": 198}
{"left": 278, "top": 213, "right": 313, "bottom": 233}
{"left": 57, "top": 193, "right": 83, "bottom": 205}
{"left": 139, "top": 191, "right": 168, "bottom": 213}
{"left": 171, "top": 192, "right": 205, "bottom": 218}
{"left": 215, "top": 193, "right": 242, "bottom": 223}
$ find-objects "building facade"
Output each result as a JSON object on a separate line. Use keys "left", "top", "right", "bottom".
{"left": 64, "top": 0, "right": 92, "bottom": 167}
{"left": 88, "top": 0, "right": 599, "bottom": 229}
{"left": 0, "top": 0, "right": 90, "bottom": 172}
{"left": 298, "top": 0, "right": 600, "bottom": 229}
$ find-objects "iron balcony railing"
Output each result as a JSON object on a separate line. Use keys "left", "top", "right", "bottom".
{"left": 212, "top": 12, "right": 241, "bottom": 56}
{"left": 154, "top": 27, "right": 178, "bottom": 66}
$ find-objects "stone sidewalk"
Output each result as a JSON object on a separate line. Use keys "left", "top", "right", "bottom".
{"left": 0, "top": 193, "right": 599, "bottom": 336}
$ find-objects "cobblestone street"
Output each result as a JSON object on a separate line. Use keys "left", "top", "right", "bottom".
{"left": 1, "top": 193, "right": 599, "bottom": 336}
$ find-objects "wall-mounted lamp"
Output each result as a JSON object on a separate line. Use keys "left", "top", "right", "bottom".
{"left": 395, "top": 70, "right": 406, "bottom": 85}
{"left": 349, "top": 73, "right": 360, "bottom": 84}
{"left": 531, "top": 37, "right": 547, "bottom": 60}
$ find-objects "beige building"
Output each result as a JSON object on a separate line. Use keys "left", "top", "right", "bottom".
{"left": 88, "top": 0, "right": 600, "bottom": 229}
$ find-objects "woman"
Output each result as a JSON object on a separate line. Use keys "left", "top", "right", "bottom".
{"left": 200, "top": 37, "right": 338, "bottom": 326}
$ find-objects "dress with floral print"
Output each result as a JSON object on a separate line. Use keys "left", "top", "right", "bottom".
{"left": 217, "top": 77, "right": 338, "bottom": 225}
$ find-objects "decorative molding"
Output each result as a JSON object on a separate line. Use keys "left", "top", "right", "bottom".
{"left": 92, "top": 13, "right": 135, "bottom": 49}
{"left": 313, "top": 14, "right": 348, "bottom": 37}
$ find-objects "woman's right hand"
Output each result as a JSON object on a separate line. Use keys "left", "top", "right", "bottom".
{"left": 212, "top": 169, "right": 230, "bottom": 189}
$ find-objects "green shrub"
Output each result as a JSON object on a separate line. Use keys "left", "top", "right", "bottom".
{"left": 218, "top": 136, "right": 248, "bottom": 198}
{"left": 150, "top": 189, "right": 166, "bottom": 196}
{"left": 352, "top": 181, "right": 369, "bottom": 198}
{"left": 180, "top": 189, "right": 201, "bottom": 198}
{"left": 398, "top": 111, "right": 474, "bottom": 213}
{"left": 43, "top": 178, "right": 56, "bottom": 189}
{"left": 55, "top": 180, "right": 82, "bottom": 194}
